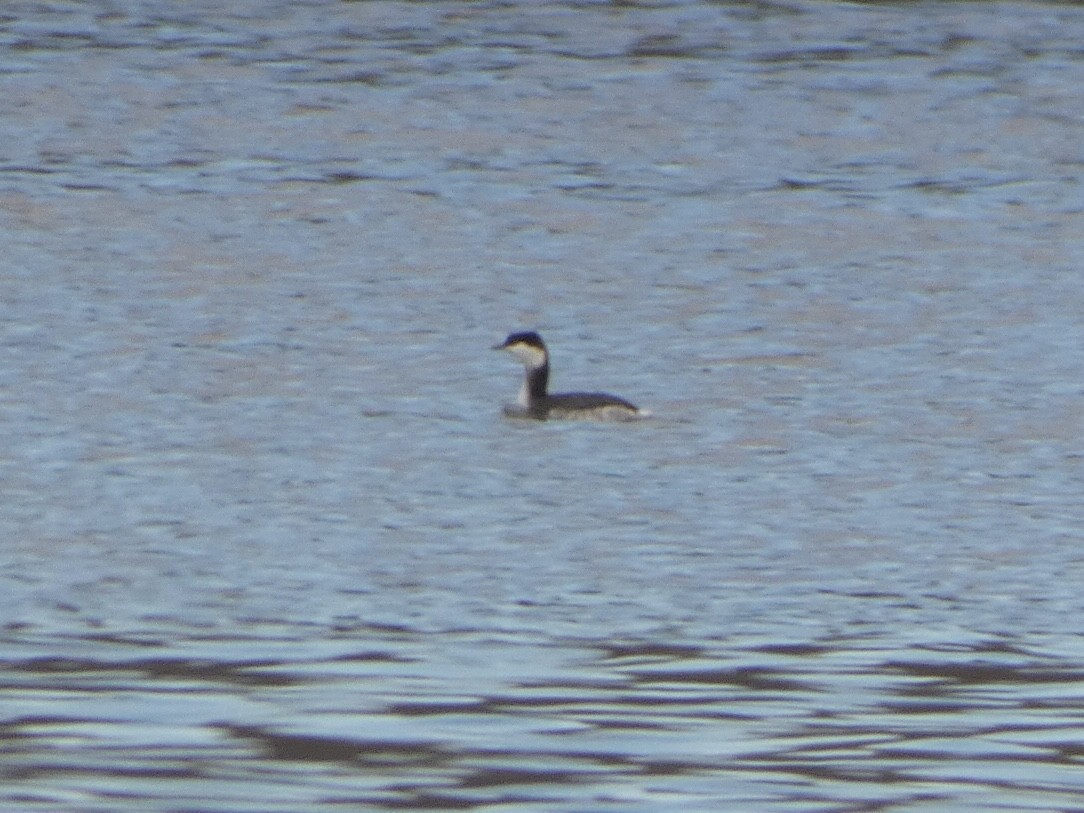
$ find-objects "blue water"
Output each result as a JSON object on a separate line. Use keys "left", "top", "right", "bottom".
{"left": 2, "top": 1, "right": 1084, "bottom": 811}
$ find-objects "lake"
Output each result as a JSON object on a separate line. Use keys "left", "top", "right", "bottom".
{"left": 1, "top": 1, "right": 1083, "bottom": 811}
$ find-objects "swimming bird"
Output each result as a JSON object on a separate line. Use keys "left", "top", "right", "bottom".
{"left": 493, "top": 331, "right": 645, "bottom": 421}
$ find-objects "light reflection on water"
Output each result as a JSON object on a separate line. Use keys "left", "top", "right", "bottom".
{"left": 3, "top": 0, "right": 1084, "bottom": 810}
{"left": 3, "top": 630, "right": 1083, "bottom": 811}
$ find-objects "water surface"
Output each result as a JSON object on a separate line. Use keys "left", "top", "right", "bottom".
{"left": 2, "top": 1, "right": 1084, "bottom": 811}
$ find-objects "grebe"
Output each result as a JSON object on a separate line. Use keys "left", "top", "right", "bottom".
{"left": 493, "top": 331, "right": 645, "bottom": 421}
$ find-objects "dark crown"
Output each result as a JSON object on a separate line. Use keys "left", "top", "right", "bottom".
{"left": 499, "top": 331, "right": 545, "bottom": 349}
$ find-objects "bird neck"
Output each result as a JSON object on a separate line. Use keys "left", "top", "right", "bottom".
{"left": 519, "top": 361, "right": 549, "bottom": 406}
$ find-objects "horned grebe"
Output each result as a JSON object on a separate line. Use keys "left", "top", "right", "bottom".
{"left": 493, "top": 331, "right": 645, "bottom": 421}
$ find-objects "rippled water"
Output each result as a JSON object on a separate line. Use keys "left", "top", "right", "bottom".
{"left": 3, "top": 1, "right": 1084, "bottom": 811}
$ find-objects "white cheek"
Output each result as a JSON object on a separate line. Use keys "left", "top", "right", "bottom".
{"left": 509, "top": 345, "right": 545, "bottom": 367}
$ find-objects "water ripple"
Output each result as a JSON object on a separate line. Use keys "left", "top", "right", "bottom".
{"left": 4, "top": 0, "right": 1084, "bottom": 810}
